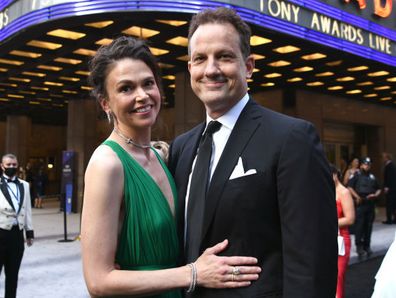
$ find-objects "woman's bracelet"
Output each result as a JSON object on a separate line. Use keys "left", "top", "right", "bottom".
{"left": 187, "top": 262, "right": 197, "bottom": 293}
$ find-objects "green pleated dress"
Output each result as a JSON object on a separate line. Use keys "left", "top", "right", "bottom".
{"left": 103, "top": 140, "right": 182, "bottom": 298}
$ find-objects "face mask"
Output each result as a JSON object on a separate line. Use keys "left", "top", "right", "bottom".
{"left": 4, "top": 167, "right": 17, "bottom": 177}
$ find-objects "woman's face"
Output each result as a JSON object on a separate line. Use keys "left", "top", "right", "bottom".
{"left": 101, "top": 58, "right": 161, "bottom": 131}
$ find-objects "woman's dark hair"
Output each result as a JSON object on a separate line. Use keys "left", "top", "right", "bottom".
{"left": 188, "top": 7, "right": 251, "bottom": 58}
{"left": 329, "top": 163, "right": 341, "bottom": 180}
{"left": 88, "top": 36, "right": 162, "bottom": 102}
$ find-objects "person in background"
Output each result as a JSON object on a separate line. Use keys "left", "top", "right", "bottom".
{"left": 348, "top": 157, "right": 381, "bottom": 259}
{"left": 33, "top": 166, "right": 48, "bottom": 209}
{"left": 81, "top": 36, "right": 260, "bottom": 298}
{"left": 343, "top": 157, "right": 360, "bottom": 186}
{"left": 0, "top": 153, "right": 34, "bottom": 298}
{"left": 330, "top": 164, "right": 355, "bottom": 298}
{"left": 168, "top": 7, "right": 337, "bottom": 297}
{"left": 382, "top": 152, "right": 396, "bottom": 224}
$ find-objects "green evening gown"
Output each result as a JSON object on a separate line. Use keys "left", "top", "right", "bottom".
{"left": 103, "top": 140, "right": 182, "bottom": 298}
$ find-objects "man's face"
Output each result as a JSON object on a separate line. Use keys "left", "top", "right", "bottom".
{"left": 188, "top": 22, "right": 254, "bottom": 119}
{"left": 1, "top": 157, "right": 18, "bottom": 176}
{"left": 361, "top": 163, "right": 370, "bottom": 172}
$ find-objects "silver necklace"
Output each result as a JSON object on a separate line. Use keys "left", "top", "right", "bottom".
{"left": 113, "top": 128, "right": 151, "bottom": 149}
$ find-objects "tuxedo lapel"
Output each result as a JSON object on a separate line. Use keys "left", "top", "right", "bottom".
{"left": 17, "top": 180, "right": 25, "bottom": 213}
{"left": 202, "top": 100, "right": 262, "bottom": 240}
{"left": 0, "top": 178, "right": 16, "bottom": 212}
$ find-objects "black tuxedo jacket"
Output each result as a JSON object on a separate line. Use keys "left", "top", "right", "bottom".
{"left": 168, "top": 99, "right": 337, "bottom": 298}
{"left": 384, "top": 161, "right": 396, "bottom": 194}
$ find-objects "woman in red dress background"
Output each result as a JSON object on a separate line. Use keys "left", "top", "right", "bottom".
{"left": 330, "top": 164, "right": 355, "bottom": 298}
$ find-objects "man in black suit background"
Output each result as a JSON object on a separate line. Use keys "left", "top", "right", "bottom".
{"left": 168, "top": 7, "right": 337, "bottom": 298}
{"left": 382, "top": 152, "right": 396, "bottom": 224}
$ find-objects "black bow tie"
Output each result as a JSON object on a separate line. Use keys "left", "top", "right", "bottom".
{"left": 6, "top": 178, "right": 17, "bottom": 183}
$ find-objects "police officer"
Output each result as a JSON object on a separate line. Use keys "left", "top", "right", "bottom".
{"left": 348, "top": 157, "right": 381, "bottom": 259}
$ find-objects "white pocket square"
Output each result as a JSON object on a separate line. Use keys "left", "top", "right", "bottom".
{"left": 229, "top": 157, "right": 257, "bottom": 180}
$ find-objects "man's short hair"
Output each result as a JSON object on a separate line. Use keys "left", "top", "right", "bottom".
{"left": 2, "top": 153, "right": 17, "bottom": 163}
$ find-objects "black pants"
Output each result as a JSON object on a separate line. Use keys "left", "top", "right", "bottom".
{"left": 354, "top": 204, "right": 375, "bottom": 250}
{"left": 0, "top": 226, "right": 25, "bottom": 298}
{"left": 385, "top": 192, "right": 396, "bottom": 222}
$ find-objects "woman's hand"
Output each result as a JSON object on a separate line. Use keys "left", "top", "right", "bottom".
{"left": 194, "top": 239, "right": 261, "bottom": 288}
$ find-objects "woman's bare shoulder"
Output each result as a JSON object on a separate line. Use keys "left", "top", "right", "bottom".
{"left": 86, "top": 144, "right": 122, "bottom": 176}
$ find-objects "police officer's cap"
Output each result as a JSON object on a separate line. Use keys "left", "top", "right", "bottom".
{"left": 361, "top": 157, "right": 371, "bottom": 165}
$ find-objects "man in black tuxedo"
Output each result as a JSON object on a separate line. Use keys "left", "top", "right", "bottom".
{"left": 382, "top": 152, "right": 396, "bottom": 224}
{"left": 168, "top": 7, "right": 337, "bottom": 298}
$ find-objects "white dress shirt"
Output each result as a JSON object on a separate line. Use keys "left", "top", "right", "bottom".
{"left": 184, "top": 94, "right": 249, "bottom": 240}
{"left": 3, "top": 175, "right": 20, "bottom": 225}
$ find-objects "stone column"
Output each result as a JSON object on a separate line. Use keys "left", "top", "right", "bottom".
{"left": 66, "top": 99, "right": 97, "bottom": 212}
{"left": 174, "top": 71, "right": 205, "bottom": 136}
{"left": 5, "top": 115, "right": 31, "bottom": 165}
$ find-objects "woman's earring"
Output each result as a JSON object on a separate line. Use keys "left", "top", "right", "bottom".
{"left": 106, "top": 112, "right": 112, "bottom": 124}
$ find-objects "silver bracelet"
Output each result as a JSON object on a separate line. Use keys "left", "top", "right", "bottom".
{"left": 187, "top": 262, "right": 197, "bottom": 293}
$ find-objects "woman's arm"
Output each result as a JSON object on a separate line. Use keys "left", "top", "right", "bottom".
{"left": 342, "top": 169, "right": 350, "bottom": 186}
{"left": 81, "top": 146, "right": 260, "bottom": 297}
{"left": 338, "top": 187, "right": 355, "bottom": 228}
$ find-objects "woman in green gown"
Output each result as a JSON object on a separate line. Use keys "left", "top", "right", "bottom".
{"left": 81, "top": 36, "right": 260, "bottom": 297}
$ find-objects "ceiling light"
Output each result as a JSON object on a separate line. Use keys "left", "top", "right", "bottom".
{"left": 0, "top": 68, "right": 7, "bottom": 72}
{"left": 307, "top": 81, "right": 324, "bottom": 86}
{"left": 273, "top": 45, "right": 300, "bottom": 54}
{"left": 166, "top": 36, "right": 188, "bottom": 47}
{"left": 59, "top": 76, "right": 80, "bottom": 82}
{"left": 9, "top": 77, "right": 31, "bottom": 83}
{"left": 31, "top": 86, "right": 49, "bottom": 91}
{"left": 96, "top": 38, "right": 113, "bottom": 45}
{"left": 54, "top": 57, "right": 82, "bottom": 65}
{"left": 19, "top": 91, "right": 36, "bottom": 95}
{"left": 380, "top": 97, "right": 392, "bottom": 101}
{"left": 44, "top": 81, "right": 63, "bottom": 87}
{"left": 268, "top": 60, "right": 290, "bottom": 67}
{"left": 328, "top": 86, "right": 343, "bottom": 90}
{"left": 122, "top": 26, "right": 160, "bottom": 38}
{"left": 374, "top": 86, "right": 390, "bottom": 90}
{"left": 250, "top": 35, "right": 272, "bottom": 46}
{"left": 0, "top": 83, "right": 17, "bottom": 87}
{"left": 294, "top": 66, "right": 313, "bottom": 72}
{"left": 73, "top": 48, "right": 96, "bottom": 56}
{"left": 38, "top": 65, "right": 62, "bottom": 71}
{"left": 158, "top": 62, "right": 174, "bottom": 69}
{"left": 357, "top": 81, "right": 373, "bottom": 86}
{"left": 50, "top": 94, "right": 64, "bottom": 98}
{"left": 28, "top": 40, "right": 62, "bottom": 50}
{"left": 22, "top": 71, "right": 46, "bottom": 77}
{"left": 287, "top": 77, "right": 303, "bottom": 82}
{"left": 52, "top": 103, "right": 64, "bottom": 107}
{"left": 346, "top": 89, "right": 362, "bottom": 94}
{"left": 364, "top": 93, "right": 377, "bottom": 97}
{"left": 337, "top": 76, "right": 355, "bottom": 82}
{"left": 261, "top": 82, "right": 275, "bottom": 87}
{"left": 177, "top": 55, "right": 189, "bottom": 62}
{"left": 247, "top": 79, "right": 253, "bottom": 82}
{"left": 47, "top": 29, "right": 85, "bottom": 40}
{"left": 326, "top": 60, "right": 343, "bottom": 66}
{"left": 368, "top": 71, "right": 389, "bottom": 77}
{"left": 156, "top": 20, "right": 187, "bottom": 26}
{"left": 75, "top": 70, "right": 90, "bottom": 76}
{"left": 315, "top": 72, "right": 334, "bottom": 77}
{"left": 386, "top": 77, "right": 396, "bottom": 82}
{"left": 62, "top": 90, "right": 78, "bottom": 94}
{"left": 392, "top": 91, "right": 396, "bottom": 94}
{"left": 347, "top": 66, "right": 368, "bottom": 71}
{"left": 7, "top": 94, "right": 24, "bottom": 98}
{"left": 163, "top": 75, "right": 176, "bottom": 80}
{"left": 168, "top": 84, "right": 176, "bottom": 88}
{"left": 0, "top": 58, "right": 24, "bottom": 65}
{"left": 264, "top": 73, "right": 282, "bottom": 78}
{"left": 85, "top": 20, "right": 114, "bottom": 28}
{"left": 10, "top": 50, "right": 41, "bottom": 58}
{"left": 251, "top": 53, "right": 265, "bottom": 60}
{"left": 301, "top": 53, "right": 326, "bottom": 60}
{"left": 253, "top": 68, "right": 260, "bottom": 73}
{"left": 0, "top": 98, "right": 10, "bottom": 102}
{"left": 80, "top": 86, "right": 92, "bottom": 91}
{"left": 149, "top": 47, "right": 169, "bottom": 56}
{"left": 37, "top": 97, "right": 52, "bottom": 102}
{"left": 29, "top": 101, "right": 40, "bottom": 105}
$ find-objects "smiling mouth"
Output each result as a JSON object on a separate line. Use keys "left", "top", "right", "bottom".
{"left": 132, "top": 105, "right": 152, "bottom": 113}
